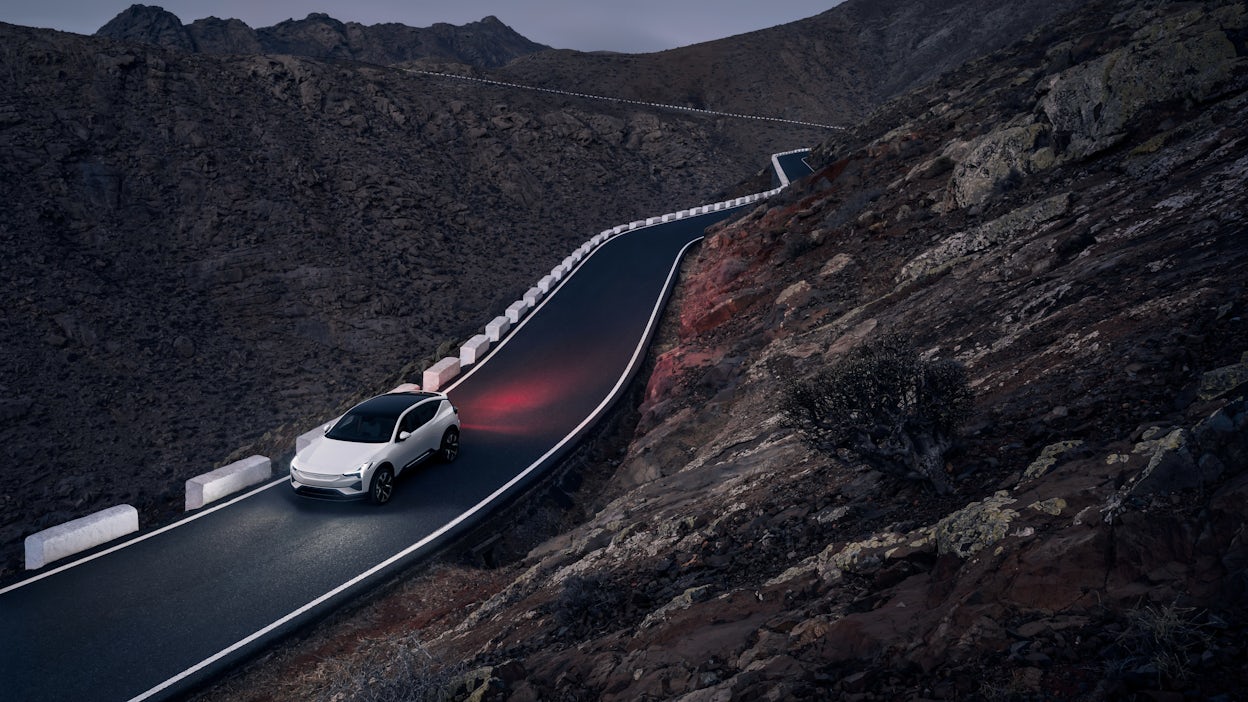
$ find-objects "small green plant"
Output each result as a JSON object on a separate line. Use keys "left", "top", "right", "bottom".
{"left": 782, "top": 335, "right": 972, "bottom": 493}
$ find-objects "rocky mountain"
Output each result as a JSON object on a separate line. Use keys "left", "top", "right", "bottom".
{"left": 497, "top": 0, "right": 1088, "bottom": 125}
{"left": 190, "top": 0, "right": 1248, "bottom": 700}
{"left": 0, "top": 0, "right": 1088, "bottom": 578}
{"left": 96, "top": 4, "right": 549, "bottom": 68}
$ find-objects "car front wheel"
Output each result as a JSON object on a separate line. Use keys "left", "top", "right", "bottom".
{"left": 440, "top": 428, "right": 460, "bottom": 463}
{"left": 369, "top": 465, "right": 395, "bottom": 505}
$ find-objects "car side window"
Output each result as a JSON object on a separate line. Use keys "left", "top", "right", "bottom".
{"left": 400, "top": 402, "right": 437, "bottom": 433}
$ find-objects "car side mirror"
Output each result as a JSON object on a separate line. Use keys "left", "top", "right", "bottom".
{"left": 397, "top": 431, "right": 411, "bottom": 442}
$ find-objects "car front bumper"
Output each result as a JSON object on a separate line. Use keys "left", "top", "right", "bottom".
{"left": 289, "top": 467, "right": 366, "bottom": 500}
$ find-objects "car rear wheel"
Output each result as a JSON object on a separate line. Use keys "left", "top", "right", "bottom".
{"left": 369, "top": 465, "right": 395, "bottom": 505}
{"left": 440, "top": 428, "right": 460, "bottom": 463}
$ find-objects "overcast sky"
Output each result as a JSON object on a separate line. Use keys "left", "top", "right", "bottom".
{"left": 1, "top": 1, "right": 843, "bottom": 53}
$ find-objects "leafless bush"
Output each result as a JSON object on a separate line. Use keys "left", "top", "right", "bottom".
{"left": 1109, "top": 603, "right": 1215, "bottom": 687}
{"left": 551, "top": 573, "right": 628, "bottom": 638}
{"left": 782, "top": 335, "right": 972, "bottom": 493}
{"left": 313, "top": 632, "right": 469, "bottom": 702}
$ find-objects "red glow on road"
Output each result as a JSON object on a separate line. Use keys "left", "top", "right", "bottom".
{"left": 455, "top": 355, "right": 601, "bottom": 437}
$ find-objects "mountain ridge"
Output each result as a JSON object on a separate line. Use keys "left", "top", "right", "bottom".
{"left": 95, "top": 4, "right": 549, "bottom": 68}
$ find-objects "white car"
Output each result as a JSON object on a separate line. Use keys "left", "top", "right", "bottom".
{"left": 290, "top": 391, "right": 460, "bottom": 504}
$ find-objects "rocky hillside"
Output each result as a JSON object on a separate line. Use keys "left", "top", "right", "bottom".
{"left": 194, "top": 0, "right": 1248, "bottom": 699}
{"left": 96, "top": 5, "right": 549, "bottom": 68}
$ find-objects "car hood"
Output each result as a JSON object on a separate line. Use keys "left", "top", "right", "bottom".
{"left": 294, "top": 437, "right": 385, "bottom": 476}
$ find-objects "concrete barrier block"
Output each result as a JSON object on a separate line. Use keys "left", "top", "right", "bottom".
{"left": 678, "top": 209, "right": 690, "bottom": 218}
{"left": 614, "top": 225, "right": 628, "bottom": 235}
{"left": 389, "top": 383, "right": 421, "bottom": 393}
{"left": 460, "top": 334, "right": 491, "bottom": 366}
{"left": 297, "top": 423, "right": 330, "bottom": 453}
{"left": 25, "top": 505, "right": 139, "bottom": 570}
{"left": 578, "top": 243, "right": 592, "bottom": 256}
{"left": 630, "top": 220, "right": 645, "bottom": 229}
{"left": 537, "top": 275, "right": 555, "bottom": 294}
{"left": 186, "top": 455, "right": 272, "bottom": 511}
{"left": 712, "top": 202, "right": 724, "bottom": 211}
{"left": 523, "top": 286, "right": 543, "bottom": 307}
{"left": 423, "top": 357, "right": 461, "bottom": 392}
{"left": 505, "top": 299, "right": 529, "bottom": 324}
{"left": 662, "top": 213, "right": 673, "bottom": 222}
{"left": 485, "top": 315, "right": 511, "bottom": 342}
{"left": 551, "top": 265, "right": 566, "bottom": 282}
{"left": 647, "top": 216, "right": 661, "bottom": 225}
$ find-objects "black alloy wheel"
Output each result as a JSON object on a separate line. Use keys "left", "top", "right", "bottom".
{"left": 440, "top": 428, "right": 460, "bottom": 463}
{"left": 370, "top": 465, "right": 395, "bottom": 504}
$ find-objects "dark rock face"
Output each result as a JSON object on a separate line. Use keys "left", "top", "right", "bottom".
{"left": 95, "top": 5, "right": 550, "bottom": 68}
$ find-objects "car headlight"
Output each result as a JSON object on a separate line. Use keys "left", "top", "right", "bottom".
{"left": 344, "top": 461, "right": 372, "bottom": 478}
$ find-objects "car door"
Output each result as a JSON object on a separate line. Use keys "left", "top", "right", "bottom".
{"left": 396, "top": 401, "right": 439, "bottom": 472}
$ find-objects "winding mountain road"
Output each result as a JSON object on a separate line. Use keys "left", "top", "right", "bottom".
{"left": 0, "top": 153, "right": 811, "bottom": 702}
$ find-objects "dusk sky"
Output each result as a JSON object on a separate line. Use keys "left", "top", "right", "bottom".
{"left": 1, "top": 1, "right": 843, "bottom": 53}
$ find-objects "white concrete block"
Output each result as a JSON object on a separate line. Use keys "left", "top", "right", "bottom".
{"left": 186, "top": 455, "right": 272, "bottom": 511}
{"left": 647, "top": 216, "right": 661, "bottom": 225}
{"left": 523, "top": 286, "right": 543, "bottom": 307}
{"left": 712, "top": 202, "right": 724, "bottom": 211}
{"left": 389, "top": 383, "right": 421, "bottom": 393}
{"left": 662, "top": 213, "right": 673, "bottom": 222}
{"left": 25, "top": 505, "right": 139, "bottom": 570}
{"left": 423, "top": 357, "right": 461, "bottom": 392}
{"left": 537, "top": 275, "right": 555, "bottom": 294}
{"left": 485, "top": 315, "right": 511, "bottom": 342}
{"left": 296, "top": 422, "right": 333, "bottom": 453}
{"left": 678, "top": 209, "right": 690, "bottom": 218}
{"left": 460, "top": 334, "right": 491, "bottom": 366}
{"left": 505, "top": 299, "right": 529, "bottom": 324}
{"left": 614, "top": 225, "right": 628, "bottom": 235}
{"left": 631, "top": 220, "right": 645, "bottom": 229}
{"left": 570, "top": 250, "right": 584, "bottom": 263}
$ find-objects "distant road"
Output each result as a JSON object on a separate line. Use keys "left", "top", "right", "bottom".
{"left": 0, "top": 152, "right": 812, "bottom": 702}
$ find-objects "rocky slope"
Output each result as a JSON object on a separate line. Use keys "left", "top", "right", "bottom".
{"left": 96, "top": 5, "right": 549, "bottom": 68}
{"left": 193, "top": 0, "right": 1248, "bottom": 699}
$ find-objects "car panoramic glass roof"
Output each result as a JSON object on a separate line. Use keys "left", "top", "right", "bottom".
{"left": 351, "top": 392, "right": 436, "bottom": 419}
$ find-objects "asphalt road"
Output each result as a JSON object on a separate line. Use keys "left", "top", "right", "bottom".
{"left": 775, "top": 150, "right": 815, "bottom": 185}
{"left": 0, "top": 152, "right": 811, "bottom": 702}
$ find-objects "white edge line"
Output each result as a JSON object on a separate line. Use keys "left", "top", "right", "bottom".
{"left": 128, "top": 235, "right": 706, "bottom": 702}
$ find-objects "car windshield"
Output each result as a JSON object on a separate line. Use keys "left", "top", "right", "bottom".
{"left": 326, "top": 410, "right": 398, "bottom": 443}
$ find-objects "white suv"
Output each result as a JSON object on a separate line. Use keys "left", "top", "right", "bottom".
{"left": 290, "top": 391, "right": 460, "bottom": 504}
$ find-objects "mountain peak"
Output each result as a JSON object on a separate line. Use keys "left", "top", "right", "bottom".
{"left": 96, "top": 4, "right": 193, "bottom": 50}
